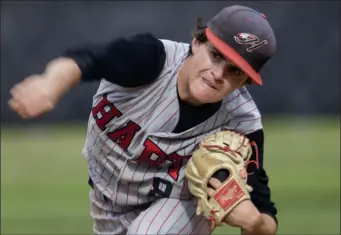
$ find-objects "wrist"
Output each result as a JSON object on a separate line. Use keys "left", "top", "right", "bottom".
{"left": 239, "top": 210, "right": 262, "bottom": 233}
{"left": 241, "top": 213, "right": 277, "bottom": 235}
{"left": 223, "top": 200, "right": 277, "bottom": 235}
{"left": 223, "top": 200, "right": 260, "bottom": 228}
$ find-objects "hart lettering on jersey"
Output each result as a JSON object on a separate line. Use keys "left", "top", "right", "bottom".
{"left": 167, "top": 153, "right": 188, "bottom": 181}
{"left": 92, "top": 95, "right": 189, "bottom": 182}
{"left": 107, "top": 121, "right": 141, "bottom": 151}
{"left": 92, "top": 95, "right": 141, "bottom": 151}
{"left": 92, "top": 95, "right": 122, "bottom": 130}
{"left": 139, "top": 139, "right": 189, "bottom": 181}
{"left": 139, "top": 139, "right": 167, "bottom": 166}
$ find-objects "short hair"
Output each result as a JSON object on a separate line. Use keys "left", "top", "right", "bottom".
{"left": 188, "top": 17, "right": 208, "bottom": 55}
{"left": 192, "top": 17, "right": 208, "bottom": 43}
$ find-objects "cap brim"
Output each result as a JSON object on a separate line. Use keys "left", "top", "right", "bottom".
{"left": 206, "top": 28, "right": 263, "bottom": 86}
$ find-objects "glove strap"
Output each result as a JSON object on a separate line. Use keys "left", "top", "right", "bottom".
{"left": 208, "top": 175, "right": 250, "bottom": 225}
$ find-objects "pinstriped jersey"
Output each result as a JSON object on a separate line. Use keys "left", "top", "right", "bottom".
{"left": 82, "top": 39, "right": 263, "bottom": 207}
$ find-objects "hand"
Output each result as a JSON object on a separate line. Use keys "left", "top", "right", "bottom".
{"left": 8, "top": 74, "right": 59, "bottom": 119}
{"left": 207, "top": 177, "right": 262, "bottom": 231}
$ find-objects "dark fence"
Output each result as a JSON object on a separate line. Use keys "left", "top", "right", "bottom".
{"left": 1, "top": 1, "right": 340, "bottom": 123}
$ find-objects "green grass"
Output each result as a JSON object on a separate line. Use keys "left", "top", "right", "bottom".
{"left": 1, "top": 116, "right": 340, "bottom": 234}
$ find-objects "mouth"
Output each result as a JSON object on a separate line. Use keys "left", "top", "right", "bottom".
{"left": 202, "top": 77, "right": 217, "bottom": 90}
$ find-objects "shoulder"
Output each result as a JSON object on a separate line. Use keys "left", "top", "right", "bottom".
{"left": 128, "top": 36, "right": 190, "bottom": 86}
{"left": 222, "top": 86, "right": 263, "bottom": 134}
{"left": 111, "top": 33, "right": 167, "bottom": 73}
{"left": 101, "top": 33, "right": 168, "bottom": 87}
{"left": 125, "top": 33, "right": 166, "bottom": 54}
{"left": 158, "top": 39, "right": 190, "bottom": 68}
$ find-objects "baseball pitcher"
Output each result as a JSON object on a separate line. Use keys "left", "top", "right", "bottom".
{"left": 9, "top": 5, "right": 278, "bottom": 235}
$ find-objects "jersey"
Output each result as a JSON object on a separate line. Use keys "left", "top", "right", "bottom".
{"left": 81, "top": 39, "right": 263, "bottom": 209}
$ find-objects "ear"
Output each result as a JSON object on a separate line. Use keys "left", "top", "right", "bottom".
{"left": 191, "top": 38, "right": 200, "bottom": 54}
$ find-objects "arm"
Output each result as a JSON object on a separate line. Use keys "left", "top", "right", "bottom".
{"left": 212, "top": 129, "right": 278, "bottom": 235}
{"left": 39, "top": 57, "right": 82, "bottom": 101}
{"left": 62, "top": 33, "right": 166, "bottom": 86}
{"left": 9, "top": 33, "right": 166, "bottom": 119}
{"left": 46, "top": 33, "right": 167, "bottom": 98}
{"left": 242, "top": 129, "right": 278, "bottom": 235}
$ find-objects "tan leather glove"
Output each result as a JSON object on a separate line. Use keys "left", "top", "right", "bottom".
{"left": 185, "top": 130, "right": 253, "bottom": 228}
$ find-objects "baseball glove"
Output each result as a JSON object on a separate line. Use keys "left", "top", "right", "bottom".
{"left": 185, "top": 130, "right": 253, "bottom": 228}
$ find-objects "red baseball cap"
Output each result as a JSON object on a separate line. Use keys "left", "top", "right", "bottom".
{"left": 206, "top": 5, "right": 277, "bottom": 86}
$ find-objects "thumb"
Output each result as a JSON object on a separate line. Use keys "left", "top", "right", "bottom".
{"left": 196, "top": 205, "right": 203, "bottom": 215}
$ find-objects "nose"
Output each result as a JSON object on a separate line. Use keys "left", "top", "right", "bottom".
{"left": 211, "top": 64, "right": 225, "bottom": 83}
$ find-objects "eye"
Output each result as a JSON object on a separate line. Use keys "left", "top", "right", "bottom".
{"left": 211, "top": 50, "right": 224, "bottom": 60}
{"left": 228, "top": 66, "right": 243, "bottom": 76}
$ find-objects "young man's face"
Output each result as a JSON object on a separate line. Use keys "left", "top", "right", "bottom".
{"left": 186, "top": 39, "right": 249, "bottom": 104}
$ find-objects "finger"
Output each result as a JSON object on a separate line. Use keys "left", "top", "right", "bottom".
{"left": 207, "top": 187, "right": 215, "bottom": 197}
{"left": 8, "top": 99, "right": 28, "bottom": 118}
{"left": 25, "top": 105, "right": 45, "bottom": 118}
{"left": 13, "top": 81, "right": 44, "bottom": 116}
{"left": 8, "top": 98, "right": 24, "bottom": 115}
{"left": 8, "top": 98, "right": 19, "bottom": 111}
{"left": 208, "top": 177, "right": 222, "bottom": 190}
{"left": 9, "top": 83, "right": 37, "bottom": 118}
{"left": 11, "top": 87, "right": 30, "bottom": 115}
{"left": 9, "top": 84, "right": 21, "bottom": 98}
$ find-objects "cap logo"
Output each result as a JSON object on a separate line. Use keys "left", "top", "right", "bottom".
{"left": 234, "top": 33, "right": 267, "bottom": 52}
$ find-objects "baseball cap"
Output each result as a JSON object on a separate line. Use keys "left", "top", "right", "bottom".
{"left": 206, "top": 5, "right": 277, "bottom": 85}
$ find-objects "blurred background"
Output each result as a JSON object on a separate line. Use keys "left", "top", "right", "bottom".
{"left": 1, "top": 1, "right": 340, "bottom": 234}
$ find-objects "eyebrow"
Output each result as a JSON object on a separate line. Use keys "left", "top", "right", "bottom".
{"left": 227, "top": 63, "right": 240, "bottom": 69}
{"left": 208, "top": 44, "right": 228, "bottom": 63}
{"left": 208, "top": 43, "right": 223, "bottom": 56}
{"left": 207, "top": 43, "right": 245, "bottom": 73}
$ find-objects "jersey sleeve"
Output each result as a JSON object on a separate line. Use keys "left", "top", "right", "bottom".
{"left": 245, "top": 129, "right": 278, "bottom": 225}
{"left": 62, "top": 33, "right": 166, "bottom": 87}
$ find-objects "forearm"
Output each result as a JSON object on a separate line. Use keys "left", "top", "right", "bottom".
{"left": 241, "top": 213, "right": 277, "bottom": 235}
{"left": 223, "top": 200, "right": 277, "bottom": 235}
{"left": 43, "top": 57, "right": 82, "bottom": 99}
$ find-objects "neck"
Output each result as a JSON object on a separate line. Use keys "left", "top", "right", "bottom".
{"left": 177, "top": 59, "right": 202, "bottom": 106}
